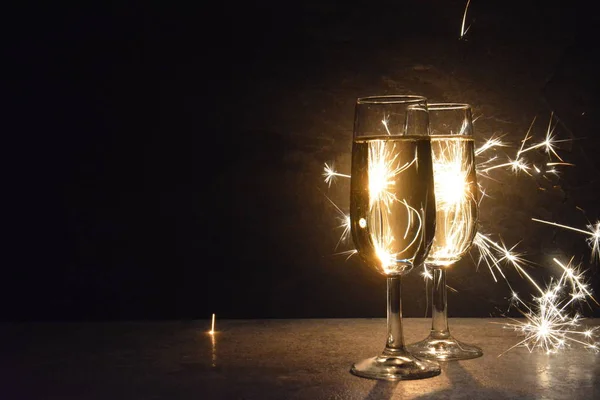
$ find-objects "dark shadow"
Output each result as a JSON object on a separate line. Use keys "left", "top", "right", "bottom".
{"left": 413, "top": 361, "right": 536, "bottom": 400}
{"left": 363, "top": 379, "right": 400, "bottom": 400}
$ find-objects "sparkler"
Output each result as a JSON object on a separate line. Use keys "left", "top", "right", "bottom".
{"left": 474, "top": 135, "right": 507, "bottom": 156}
{"left": 426, "top": 136, "right": 478, "bottom": 264}
{"left": 365, "top": 139, "right": 423, "bottom": 273}
{"left": 469, "top": 113, "right": 576, "bottom": 284}
{"left": 460, "top": 0, "right": 472, "bottom": 40}
{"left": 323, "top": 113, "right": 575, "bottom": 269}
{"left": 471, "top": 232, "right": 539, "bottom": 292}
{"left": 323, "top": 162, "right": 351, "bottom": 188}
{"left": 433, "top": 141, "right": 473, "bottom": 210}
{"left": 474, "top": 114, "right": 599, "bottom": 354}
{"left": 499, "top": 258, "right": 599, "bottom": 355}
{"left": 321, "top": 113, "right": 567, "bottom": 281}
{"left": 209, "top": 313, "right": 216, "bottom": 335}
{"left": 322, "top": 144, "right": 423, "bottom": 271}
{"left": 518, "top": 113, "right": 568, "bottom": 162}
{"left": 322, "top": 193, "right": 351, "bottom": 250}
{"left": 321, "top": 109, "right": 597, "bottom": 354}
{"left": 478, "top": 113, "right": 574, "bottom": 179}
{"left": 532, "top": 218, "right": 600, "bottom": 262}
{"left": 367, "top": 140, "right": 417, "bottom": 210}
{"left": 208, "top": 313, "right": 217, "bottom": 367}
{"left": 554, "top": 257, "right": 597, "bottom": 305}
{"left": 472, "top": 114, "right": 598, "bottom": 354}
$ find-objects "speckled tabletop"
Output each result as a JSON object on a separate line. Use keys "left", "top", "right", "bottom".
{"left": 1, "top": 318, "right": 599, "bottom": 399}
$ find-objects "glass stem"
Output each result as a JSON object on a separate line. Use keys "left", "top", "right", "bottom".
{"left": 430, "top": 266, "right": 450, "bottom": 339}
{"left": 385, "top": 276, "right": 406, "bottom": 352}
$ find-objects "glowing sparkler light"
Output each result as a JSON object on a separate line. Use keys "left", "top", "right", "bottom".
{"left": 382, "top": 117, "right": 392, "bottom": 135}
{"left": 474, "top": 136, "right": 507, "bottom": 156}
{"left": 425, "top": 135, "right": 479, "bottom": 266}
{"left": 321, "top": 163, "right": 357, "bottom": 261}
{"left": 460, "top": 0, "right": 472, "bottom": 40}
{"left": 364, "top": 134, "right": 423, "bottom": 273}
{"left": 367, "top": 140, "right": 417, "bottom": 210}
{"left": 321, "top": 132, "right": 423, "bottom": 271}
{"left": 433, "top": 142, "right": 472, "bottom": 208}
{"left": 321, "top": 112, "right": 567, "bottom": 278}
{"left": 476, "top": 113, "right": 574, "bottom": 180}
{"left": 532, "top": 218, "right": 600, "bottom": 262}
{"left": 553, "top": 257, "right": 598, "bottom": 306}
{"left": 421, "top": 267, "right": 433, "bottom": 280}
{"left": 471, "top": 232, "right": 508, "bottom": 283}
{"left": 337, "top": 248, "right": 359, "bottom": 261}
{"left": 480, "top": 155, "right": 532, "bottom": 175}
{"left": 209, "top": 313, "right": 216, "bottom": 335}
{"left": 470, "top": 112, "right": 599, "bottom": 355}
{"left": 499, "top": 258, "right": 599, "bottom": 355}
{"left": 471, "top": 232, "right": 541, "bottom": 293}
{"left": 322, "top": 194, "right": 352, "bottom": 250}
{"left": 517, "top": 112, "right": 572, "bottom": 162}
{"left": 471, "top": 111, "right": 578, "bottom": 289}
{"left": 369, "top": 196, "right": 423, "bottom": 274}
{"left": 323, "top": 162, "right": 351, "bottom": 187}
{"left": 319, "top": 108, "right": 597, "bottom": 356}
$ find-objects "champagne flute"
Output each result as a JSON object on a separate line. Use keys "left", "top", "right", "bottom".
{"left": 407, "top": 103, "right": 482, "bottom": 361}
{"left": 349, "top": 95, "right": 440, "bottom": 380}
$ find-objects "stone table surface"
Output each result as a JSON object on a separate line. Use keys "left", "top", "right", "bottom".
{"left": 1, "top": 318, "right": 599, "bottom": 399}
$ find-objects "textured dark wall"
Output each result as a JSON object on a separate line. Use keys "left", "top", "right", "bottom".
{"left": 5, "top": 1, "right": 599, "bottom": 320}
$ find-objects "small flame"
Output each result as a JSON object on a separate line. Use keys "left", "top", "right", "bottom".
{"left": 209, "top": 313, "right": 216, "bottom": 335}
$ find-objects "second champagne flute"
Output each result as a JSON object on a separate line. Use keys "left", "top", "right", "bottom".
{"left": 407, "top": 103, "right": 482, "bottom": 361}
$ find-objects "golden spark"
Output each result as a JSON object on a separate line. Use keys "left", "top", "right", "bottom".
{"left": 460, "top": 0, "right": 472, "bottom": 40}
{"left": 553, "top": 257, "right": 598, "bottom": 306}
{"left": 517, "top": 112, "right": 571, "bottom": 162}
{"left": 532, "top": 218, "right": 600, "bottom": 262}
{"left": 367, "top": 197, "right": 423, "bottom": 274}
{"left": 471, "top": 232, "right": 540, "bottom": 293}
{"left": 382, "top": 117, "right": 392, "bottom": 135}
{"left": 322, "top": 193, "right": 352, "bottom": 250}
{"left": 421, "top": 266, "right": 433, "bottom": 280}
{"left": 323, "top": 162, "right": 351, "bottom": 187}
{"left": 498, "top": 258, "right": 599, "bottom": 355}
{"left": 322, "top": 114, "right": 426, "bottom": 272}
{"left": 433, "top": 139, "right": 473, "bottom": 209}
{"left": 336, "top": 248, "right": 359, "bottom": 261}
{"left": 480, "top": 156, "right": 532, "bottom": 176}
{"left": 475, "top": 135, "right": 507, "bottom": 156}
{"left": 319, "top": 110, "right": 597, "bottom": 357}
{"left": 363, "top": 120, "right": 426, "bottom": 273}
{"left": 367, "top": 140, "right": 417, "bottom": 210}
{"left": 321, "top": 164, "right": 356, "bottom": 260}
{"left": 427, "top": 136, "right": 478, "bottom": 265}
{"left": 366, "top": 139, "right": 423, "bottom": 273}
{"left": 209, "top": 313, "right": 216, "bottom": 335}
{"left": 477, "top": 113, "right": 574, "bottom": 180}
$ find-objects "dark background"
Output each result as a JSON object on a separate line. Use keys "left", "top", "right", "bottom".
{"left": 5, "top": 1, "right": 600, "bottom": 321}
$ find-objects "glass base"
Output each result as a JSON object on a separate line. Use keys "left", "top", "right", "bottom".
{"left": 350, "top": 349, "right": 441, "bottom": 381}
{"left": 408, "top": 334, "right": 483, "bottom": 361}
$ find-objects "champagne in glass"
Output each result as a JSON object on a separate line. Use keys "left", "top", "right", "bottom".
{"left": 350, "top": 137, "right": 435, "bottom": 275}
{"left": 349, "top": 95, "right": 440, "bottom": 380}
{"left": 408, "top": 103, "right": 483, "bottom": 361}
